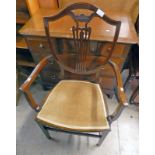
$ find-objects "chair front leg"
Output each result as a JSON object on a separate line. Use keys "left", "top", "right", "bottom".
{"left": 106, "top": 60, "right": 128, "bottom": 124}
{"left": 108, "top": 104, "right": 125, "bottom": 123}
{"left": 35, "top": 119, "right": 53, "bottom": 140}
{"left": 23, "top": 91, "right": 40, "bottom": 111}
{"left": 97, "top": 130, "right": 110, "bottom": 146}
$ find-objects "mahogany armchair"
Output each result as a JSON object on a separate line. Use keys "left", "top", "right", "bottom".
{"left": 20, "top": 2, "right": 128, "bottom": 146}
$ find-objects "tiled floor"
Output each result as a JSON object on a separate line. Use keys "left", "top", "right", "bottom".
{"left": 16, "top": 82, "right": 139, "bottom": 155}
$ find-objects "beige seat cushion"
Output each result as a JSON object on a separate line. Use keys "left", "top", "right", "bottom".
{"left": 37, "top": 80, "right": 109, "bottom": 132}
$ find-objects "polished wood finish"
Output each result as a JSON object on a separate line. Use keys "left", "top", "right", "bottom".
{"left": 39, "top": 0, "right": 58, "bottom": 9}
{"left": 17, "top": 0, "right": 30, "bottom": 24}
{"left": 26, "top": 0, "right": 58, "bottom": 16}
{"left": 19, "top": 3, "right": 138, "bottom": 96}
{"left": 43, "top": 2, "right": 121, "bottom": 75}
{"left": 20, "top": 3, "right": 128, "bottom": 146}
{"left": 16, "top": 0, "right": 30, "bottom": 48}
{"left": 20, "top": 55, "right": 52, "bottom": 110}
{"left": 16, "top": 36, "right": 28, "bottom": 49}
{"left": 59, "top": 0, "right": 139, "bottom": 23}
{"left": 17, "top": 60, "right": 36, "bottom": 67}
{"left": 25, "top": 36, "right": 60, "bottom": 87}
{"left": 108, "top": 60, "right": 127, "bottom": 106}
{"left": 26, "top": 0, "right": 40, "bottom": 16}
{"left": 16, "top": 0, "right": 37, "bottom": 68}
{"left": 19, "top": 9, "right": 138, "bottom": 44}
{"left": 20, "top": 55, "right": 52, "bottom": 91}
{"left": 16, "top": 12, "right": 30, "bottom": 24}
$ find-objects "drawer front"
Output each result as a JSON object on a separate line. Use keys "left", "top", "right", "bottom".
{"left": 100, "top": 57, "right": 125, "bottom": 77}
{"left": 26, "top": 37, "right": 50, "bottom": 54}
{"left": 41, "top": 69, "right": 60, "bottom": 83}
{"left": 100, "top": 43, "right": 130, "bottom": 58}
{"left": 25, "top": 36, "right": 128, "bottom": 95}
{"left": 100, "top": 76, "right": 116, "bottom": 90}
{"left": 26, "top": 37, "right": 59, "bottom": 67}
{"left": 26, "top": 37, "right": 61, "bottom": 86}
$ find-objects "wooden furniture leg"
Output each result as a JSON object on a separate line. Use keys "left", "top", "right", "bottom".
{"left": 130, "top": 85, "right": 139, "bottom": 104}
{"left": 35, "top": 119, "right": 53, "bottom": 140}
{"left": 16, "top": 66, "right": 22, "bottom": 106}
{"left": 97, "top": 130, "right": 110, "bottom": 146}
{"left": 123, "top": 71, "right": 132, "bottom": 90}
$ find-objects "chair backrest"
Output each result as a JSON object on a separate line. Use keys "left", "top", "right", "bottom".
{"left": 43, "top": 2, "right": 121, "bottom": 76}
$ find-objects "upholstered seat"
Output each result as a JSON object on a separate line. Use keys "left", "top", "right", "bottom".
{"left": 37, "top": 80, "right": 109, "bottom": 132}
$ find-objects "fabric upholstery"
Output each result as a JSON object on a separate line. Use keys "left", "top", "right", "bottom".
{"left": 37, "top": 80, "right": 109, "bottom": 131}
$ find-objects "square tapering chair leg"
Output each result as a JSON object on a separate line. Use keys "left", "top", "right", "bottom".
{"left": 35, "top": 119, "right": 52, "bottom": 140}
{"left": 97, "top": 130, "right": 109, "bottom": 146}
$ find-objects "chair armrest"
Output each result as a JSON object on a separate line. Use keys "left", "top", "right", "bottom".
{"left": 20, "top": 55, "right": 52, "bottom": 92}
{"left": 107, "top": 60, "right": 128, "bottom": 123}
{"left": 108, "top": 60, "right": 128, "bottom": 106}
{"left": 19, "top": 55, "right": 52, "bottom": 111}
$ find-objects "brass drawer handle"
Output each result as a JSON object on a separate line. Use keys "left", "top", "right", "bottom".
{"left": 108, "top": 47, "right": 111, "bottom": 51}
{"left": 51, "top": 74, "right": 56, "bottom": 79}
{"left": 48, "top": 57, "right": 54, "bottom": 64}
{"left": 39, "top": 43, "right": 44, "bottom": 48}
{"left": 50, "top": 57, "right": 54, "bottom": 64}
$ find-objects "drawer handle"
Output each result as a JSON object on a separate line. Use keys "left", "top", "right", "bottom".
{"left": 49, "top": 57, "right": 54, "bottom": 64}
{"left": 51, "top": 74, "right": 56, "bottom": 79}
{"left": 108, "top": 47, "right": 111, "bottom": 51}
{"left": 39, "top": 43, "right": 44, "bottom": 48}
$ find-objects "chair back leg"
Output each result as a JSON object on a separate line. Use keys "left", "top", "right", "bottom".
{"left": 130, "top": 85, "right": 139, "bottom": 104}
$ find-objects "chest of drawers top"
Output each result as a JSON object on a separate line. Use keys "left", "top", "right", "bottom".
{"left": 19, "top": 8, "right": 138, "bottom": 44}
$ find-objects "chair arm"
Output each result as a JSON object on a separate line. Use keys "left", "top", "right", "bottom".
{"left": 19, "top": 55, "right": 52, "bottom": 111}
{"left": 20, "top": 55, "right": 52, "bottom": 91}
{"left": 107, "top": 60, "right": 128, "bottom": 123}
{"left": 108, "top": 60, "right": 128, "bottom": 106}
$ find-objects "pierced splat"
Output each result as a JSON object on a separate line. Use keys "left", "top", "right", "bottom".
{"left": 43, "top": 2, "right": 121, "bottom": 75}
{"left": 72, "top": 24, "right": 91, "bottom": 72}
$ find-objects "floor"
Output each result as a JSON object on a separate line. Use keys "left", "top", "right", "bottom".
{"left": 16, "top": 75, "right": 139, "bottom": 155}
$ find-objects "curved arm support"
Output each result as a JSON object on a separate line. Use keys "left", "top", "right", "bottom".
{"left": 108, "top": 60, "right": 128, "bottom": 106}
{"left": 19, "top": 55, "right": 52, "bottom": 111}
{"left": 107, "top": 60, "right": 128, "bottom": 123}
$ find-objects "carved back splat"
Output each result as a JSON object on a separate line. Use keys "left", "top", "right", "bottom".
{"left": 72, "top": 23, "right": 91, "bottom": 72}
{"left": 43, "top": 2, "right": 121, "bottom": 75}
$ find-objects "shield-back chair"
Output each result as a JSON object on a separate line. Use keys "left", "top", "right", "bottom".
{"left": 20, "top": 2, "right": 128, "bottom": 146}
